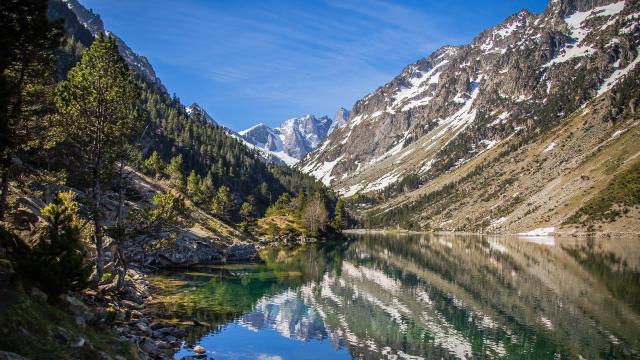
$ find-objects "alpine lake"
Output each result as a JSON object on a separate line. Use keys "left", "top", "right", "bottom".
{"left": 147, "top": 232, "right": 640, "bottom": 360}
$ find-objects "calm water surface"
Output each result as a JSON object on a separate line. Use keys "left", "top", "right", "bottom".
{"left": 148, "top": 233, "right": 640, "bottom": 359}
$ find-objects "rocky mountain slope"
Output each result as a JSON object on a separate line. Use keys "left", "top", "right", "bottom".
{"left": 61, "top": 0, "right": 164, "bottom": 90}
{"left": 240, "top": 114, "right": 333, "bottom": 165}
{"left": 300, "top": 0, "right": 640, "bottom": 233}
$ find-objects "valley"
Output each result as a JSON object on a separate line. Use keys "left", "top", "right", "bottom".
{"left": 0, "top": 0, "right": 639, "bottom": 359}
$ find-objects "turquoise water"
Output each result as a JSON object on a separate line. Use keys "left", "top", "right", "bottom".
{"left": 149, "top": 233, "right": 640, "bottom": 359}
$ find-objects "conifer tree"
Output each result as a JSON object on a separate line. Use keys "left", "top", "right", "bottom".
{"left": 167, "top": 154, "right": 185, "bottom": 190}
{"left": 0, "top": 0, "right": 62, "bottom": 219}
{"left": 211, "top": 185, "right": 234, "bottom": 221}
{"left": 239, "top": 195, "right": 256, "bottom": 231}
{"left": 332, "top": 198, "right": 346, "bottom": 230}
{"left": 186, "top": 169, "right": 201, "bottom": 200}
{"left": 143, "top": 150, "right": 164, "bottom": 179}
{"left": 56, "top": 33, "right": 140, "bottom": 285}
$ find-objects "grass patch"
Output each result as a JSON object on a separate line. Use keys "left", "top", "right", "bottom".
{"left": 0, "top": 284, "right": 135, "bottom": 359}
{"left": 565, "top": 160, "right": 640, "bottom": 224}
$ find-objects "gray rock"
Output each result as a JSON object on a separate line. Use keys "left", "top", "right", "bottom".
{"left": 30, "top": 287, "right": 47, "bottom": 302}
{"left": 135, "top": 322, "right": 152, "bottom": 336}
{"left": 122, "top": 300, "right": 143, "bottom": 310}
{"left": 223, "top": 242, "right": 259, "bottom": 263}
{"left": 74, "top": 315, "right": 86, "bottom": 329}
{"left": 65, "top": 295, "right": 89, "bottom": 314}
{"left": 140, "top": 337, "right": 159, "bottom": 355}
{"left": 0, "top": 351, "right": 29, "bottom": 360}
{"left": 151, "top": 235, "right": 224, "bottom": 267}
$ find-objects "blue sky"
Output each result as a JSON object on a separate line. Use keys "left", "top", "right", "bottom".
{"left": 83, "top": 0, "right": 548, "bottom": 131}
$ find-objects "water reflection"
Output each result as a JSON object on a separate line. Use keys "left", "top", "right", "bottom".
{"left": 149, "top": 233, "right": 640, "bottom": 359}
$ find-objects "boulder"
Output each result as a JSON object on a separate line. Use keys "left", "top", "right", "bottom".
{"left": 151, "top": 236, "right": 224, "bottom": 267}
{"left": 135, "top": 321, "right": 152, "bottom": 336}
{"left": 140, "top": 337, "right": 159, "bottom": 355}
{"left": 193, "top": 345, "right": 206, "bottom": 354}
{"left": 65, "top": 295, "right": 89, "bottom": 314}
{"left": 30, "top": 287, "right": 48, "bottom": 302}
{"left": 0, "top": 259, "right": 12, "bottom": 274}
{"left": 223, "top": 242, "right": 259, "bottom": 263}
{"left": 0, "top": 351, "right": 29, "bottom": 360}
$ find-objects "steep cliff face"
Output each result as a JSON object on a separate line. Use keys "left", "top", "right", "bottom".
{"left": 328, "top": 106, "right": 350, "bottom": 135}
{"left": 301, "top": 0, "right": 639, "bottom": 194}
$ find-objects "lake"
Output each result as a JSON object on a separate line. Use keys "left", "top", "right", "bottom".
{"left": 147, "top": 232, "right": 640, "bottom": 359}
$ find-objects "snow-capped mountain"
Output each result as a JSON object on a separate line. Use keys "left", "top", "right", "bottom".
{"left": 186, "top": 102, "right": 217, "bottom": 125}
{"left": 302, "top": 0, "right": 639, "bottom": 192}
{"left": 300, "top": 0, "right": 640, "bottom": 232}
{"left": 328, "top": 106, "right": 350, "bottom": 134}
{"left": 239, "top": 114, "right": 333, "bottom": 165}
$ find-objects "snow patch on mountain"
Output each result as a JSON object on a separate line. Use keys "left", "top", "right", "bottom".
{"left": 545, "top": 1, "right": 626, "bottom": 67}
{"left": 240, "top": 114, "right": 333, "bottom": 165}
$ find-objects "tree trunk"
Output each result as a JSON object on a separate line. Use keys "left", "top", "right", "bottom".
{"left": 115, "top": 246, "right": 127, "bottom": 290}
{"left": 114, "top": 158, "right": 127, "bottom": 291}
{"left": 0, "top": 154, "right": 10, "bottom": 220}
{"left": 91, "top": 157, "right": 104, "bottom": 288}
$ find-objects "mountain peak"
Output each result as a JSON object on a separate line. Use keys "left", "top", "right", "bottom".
{"left": 239, "top": 113, "right": 334, "bottom": 163}
{"left": 328, "top": 106, "right": 350, "bottom": 134}
{"left": 187, "top": 102, "right": 217, "bottom": 125}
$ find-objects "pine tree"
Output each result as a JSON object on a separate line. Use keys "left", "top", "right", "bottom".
{"left": 167, "top": 154, "right": 185, "bottom": 190}
{"left": 0, "top": 0, "right": 62, "bottom": 219}
{"left": 55, "top": 33, "right": 141, "bottom": 285}
{"left": 332, "top": 198, "right": 346, "bottom": 230}
{"left": 239, "top": 195, "right": 257, "bottom": 231}
{"left": 186, "top": 169, "right": 201, "bottom": 201}
{"left": 294, "top": 192, "right": 308, "bottom": 216}
{"left": 211, "top": 185, "right": 234, "bottom": 221}
{"left": 199, "top": 171, "right": 214, "bottom": 202}
{"left": 260, "top": 182, "right": 271, "bottom": 203}
{"left": 143, "top": 150, "right": 164, "bottom": 179}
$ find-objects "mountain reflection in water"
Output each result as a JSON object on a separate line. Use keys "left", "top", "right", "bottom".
{"left": 148, "top": 233, "right": 640, "bottom": 360}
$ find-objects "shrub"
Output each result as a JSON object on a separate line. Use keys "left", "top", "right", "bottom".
{"left": 28, "top": 192, "right": 90, "bottom": 298}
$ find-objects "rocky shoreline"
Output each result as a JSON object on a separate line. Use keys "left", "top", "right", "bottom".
{"left": 102, "top": 241, "right": 265, "bottom": 359}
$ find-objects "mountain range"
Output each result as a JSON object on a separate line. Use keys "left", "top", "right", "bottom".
{"left": 300, "top": 0, "right": 640, "bottom": 233}
{"left": 59, "top": 0, "right": 640, "bottom": 234}
{"left": 239, "top": 114, "right": 335, "bottom": 165}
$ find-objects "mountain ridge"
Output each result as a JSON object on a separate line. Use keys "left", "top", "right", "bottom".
{"left": 300, "top": 0, "right": 640, "bottom": 232}
{"left": 239, "top": 113, "right": 335, "bottom": 165}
